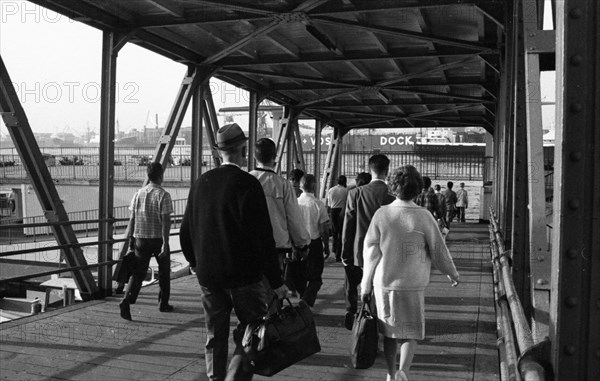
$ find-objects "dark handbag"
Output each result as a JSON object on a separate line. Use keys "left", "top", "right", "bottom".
{"left": 350, "top": 300, "right": 378, "bottom": 369}
{"left": 115, "top": 250, "right": 135, "bottom": 284}
{"left": 242, "top": 297, "right": 321, "bottom": 376}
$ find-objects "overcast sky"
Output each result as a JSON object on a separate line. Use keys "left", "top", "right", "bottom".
{"left": 0, "top": 0, "right": 251, "bottom": 139}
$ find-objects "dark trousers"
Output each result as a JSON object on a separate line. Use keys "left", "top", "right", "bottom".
{"left": 456, "top": 207, "right": 466, "bottom": 222}
{"left": 301, "top": 238, "right": 325, "bottom": 307}
{"left": 285, "top": 260, "right": 307, "bottom": 296}
{"left": 446, "top": 207, "right": 455, "bottom": 228}
{"left": 344, "top": 264, "right": 363, "bottom": 313}
{"left": 199, "top": 282, "right": 268, "bottom": 381}
{"left": 330, "top": 208, "right": 343, "bottom": 260}
{"left": 123, "top": 238, "right": 170, "bottom": 307}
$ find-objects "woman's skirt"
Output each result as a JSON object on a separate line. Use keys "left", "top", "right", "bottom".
{"left": 373, "top": 287, "right": 425, "bottom": 340}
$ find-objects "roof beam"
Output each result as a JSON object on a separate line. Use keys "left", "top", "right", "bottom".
{"left": 202, "top": 0, "right": 335, "bottom": 65}
{"left": 296, "top": 54, "right": 487, "bottom": 106}
{"left": 346, "top": 61, "right": 371, "bottom": 82}
{"left": 220, "top": 67, "right": 357, "bottom": 87}
{"left": 344, "top": 116, "right": 487, "bottom": 129}
{"left": 312, "top": 16, "right": 493, "bottom": 51}
{"left": 311, "top": 0, "right": 482, "bottom": 16}
{"left": 144, "top": 0, "right": 184, "bottom": 16}
{"left": 218, "top": 48, "right": 496, "bottom": 67}
{"left": 294, "top": 0, "right": 333, "bottom": 12}
{"left": 384, "top": 88, "right": 493, "bottom": 103}
{"left": 311, "top": 100, "right": 489, "bottom": 109}
{"left": 202, "top": 19, "right": 284, "bottom": 64}
{"left": 194, "top": 1, "right": 273, "bottom": 16}
{"left": 305, "top": 23, "right": 344, "bottom": 54}
{"left": 265, "top": 31, "right": 300, "bottom": 58}
{"left": 474, "top": 4, "right": 504, "bottom": 30}
{"left": 269, "top": 80, "right": 495, "bottom": 91}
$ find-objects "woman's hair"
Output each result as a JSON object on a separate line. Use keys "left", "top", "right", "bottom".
{"left": 390, "top": 165, "right": 423, "bottom": 200}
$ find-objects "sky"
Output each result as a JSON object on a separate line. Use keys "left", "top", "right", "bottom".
{"left": 0, "top": 0, "right": 252, "bottom": 139}
{"left": 1, "top": 0, "right": 556, "bottom": 141}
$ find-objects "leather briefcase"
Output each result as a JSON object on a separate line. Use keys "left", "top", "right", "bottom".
{"left": 243, "top": 297, "right": 321, "bottom": 376}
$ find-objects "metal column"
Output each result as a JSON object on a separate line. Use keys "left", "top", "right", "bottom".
{"left": 286, "top": 112, "right": 295, "bottom": 176}
{"left": 151, "top": 66, "right": 214, "bottom": 170}
{"left": 314, "top": 119, "right": 323, "bottom": 197}
{"left": 98, "top": 31, "right": 130, "bottom": 296}
{"left": 522, "top": 0, "right": 554, "bottom": 341}
{"left": 0, "top": 55, "right": 98, "bottom": 299}
{"left": 201, "top": 84, "right": 222, "bottom": 168}
{"left": 191, "top": 81, "right": 204, "bottom": 183}
{"left": 292, "top": 118, "right": 306, "bottom": 171}
{"left": 551, "top": 1, "right": 600, "bottom": 379}
{"left": 248, "top": 91, "right": 258, "bottom": 170}
{"left": 320, "top": 126, "right": 344, "bottom": 197}
{"left": 275, "top": 106, "right": 300, "bottom": 176}
{"left": 512, "top": 0, "right": 533, "bottom": 322}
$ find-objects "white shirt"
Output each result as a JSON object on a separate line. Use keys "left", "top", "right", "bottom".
{"left": 327, "top": 184, "right": 348, "bottom": 209}
{"left": 297, "top": 192, "right": 329, "bottom": 240}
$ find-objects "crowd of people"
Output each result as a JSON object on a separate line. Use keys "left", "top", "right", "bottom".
{"left": 118, "top": 123, "right": 468, "bottom": 381}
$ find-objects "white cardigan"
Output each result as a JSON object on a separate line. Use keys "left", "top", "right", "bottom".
{"left": 361, "top": 199, "right": 459, "bottom": 293}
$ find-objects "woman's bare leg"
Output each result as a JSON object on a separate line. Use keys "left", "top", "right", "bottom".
{"left": 398, "top": 339, "right": 417, "bottom": 378}
{"left": 383, "top": 336, "right": 398, "bottom": 379}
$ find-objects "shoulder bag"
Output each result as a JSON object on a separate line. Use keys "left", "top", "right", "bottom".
{"left": 242, "top": 297, "right": 321, "bottom": 376}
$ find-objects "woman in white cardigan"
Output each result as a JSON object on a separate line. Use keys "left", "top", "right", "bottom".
{"left": 360, "top": 165, "right": 460, "bottom": 381}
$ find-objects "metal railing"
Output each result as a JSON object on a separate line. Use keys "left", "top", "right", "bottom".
{"left": 2, "top": 149, "right": 485, "bottom": 182}
{"left": 0, "top": 199, "right": 189, "bottom": 286}
{"left": 489, "top": 208, "right": 550, "bottom": 381}
{"left": 0, "top": 199, "right": 188, "bottom": 244}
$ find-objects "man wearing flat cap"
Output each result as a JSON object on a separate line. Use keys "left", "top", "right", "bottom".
{"left": 180, "top": 124, "right": 287, "bottom": 381}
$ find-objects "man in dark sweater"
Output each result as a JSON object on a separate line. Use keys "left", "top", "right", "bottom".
{"left": 180, "top": 124, "right": 287, "bottom": 381}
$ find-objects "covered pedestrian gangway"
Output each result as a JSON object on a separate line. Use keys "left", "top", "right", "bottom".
{"left": 0, "top": 1, "right": 598, "bottom": 379}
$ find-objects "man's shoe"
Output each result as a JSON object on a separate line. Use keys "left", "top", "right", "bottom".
{"left": 119, "top": 301, "right": 132, "bottom": 321}
{"left": 344, "top": 311, "right": 354, "bottom": 330}
{"left": 159, "top": 304, "right": 174, "bottom": 312}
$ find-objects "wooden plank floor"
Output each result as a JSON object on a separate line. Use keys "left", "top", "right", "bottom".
{"left": 0, "top": 223, "right": 498, "bottom": 381}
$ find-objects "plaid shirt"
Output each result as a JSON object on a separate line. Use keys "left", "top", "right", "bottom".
{"left": 415, "top": 188, "right": 442, "bottom": 218}
{"left": 130, "top": 183, "right": 173, "bottom": 239}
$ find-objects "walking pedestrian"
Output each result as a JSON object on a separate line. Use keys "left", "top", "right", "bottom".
{"left": 341, "top": 154, "right": 395, "bottom": 330}
{"left": 443, "top": 181, "right": 458, "bottom": 227}
{"left": 250, "top": 138, "right": 311, "bottom": 300}
{"left": 297, "top": 174, "right": 330, "bottom": 306}
{"left": 456, "top": 182, "right": 469, "bottom": 222}
{"left": 119, "top": 162, "right": 173, "bottom": 321}
{"left": 326, "top": 175, "right": 348, "bottom": 262}
{"left": 361, "top": 165, "right": 460, "bottom": 381}
{"left": 180, "top": 124, "right": 287, "bottom": 381}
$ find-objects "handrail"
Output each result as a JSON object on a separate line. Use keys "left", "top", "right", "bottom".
{"left": 489, "top": 208, "right": 547, "bottom": 381}
{"left": 490, "top": 225, "right": 520, "bottom": 381}
{"left": 0, "top": 215, "right": 186, "bottom": 286}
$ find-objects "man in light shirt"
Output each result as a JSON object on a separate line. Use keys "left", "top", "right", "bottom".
{"left": 250, "top": 138, "right": 311, "bottom": 297}
{"left": 120, "top": 162, "right": 173, "bottom": 321}
{"left": 297, "top": 174, "right": 330, "bottom": 307}
{"left": 326, "top": 175, "right": 348, "bottom": 262}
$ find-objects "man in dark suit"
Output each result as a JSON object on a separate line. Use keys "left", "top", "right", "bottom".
{"left": 341, "top": 154, "right": 395, "bottom": 329}
{"left": 180, "top": 123, "right": 287, "bottom": 381}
